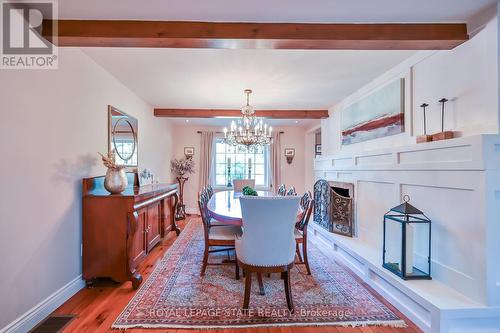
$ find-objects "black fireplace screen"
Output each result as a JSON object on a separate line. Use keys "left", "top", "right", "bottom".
{"left": 313, "top": 179, "right": 354, "bottom": 237}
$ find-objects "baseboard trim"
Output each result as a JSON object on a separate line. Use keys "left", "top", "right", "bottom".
{"left": 1, "top": 275, "right": 85, "bottom": 333}
{"left": 308, "top": 223, "right": 500, "bottom": 333}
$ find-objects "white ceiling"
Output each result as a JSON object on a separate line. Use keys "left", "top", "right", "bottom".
{"left": 83, "top": 48, "right": 415, "bottom": 110}
{"left": 75, "top": 0, "right": 495, "bottom": 126}
{"left": 58, "top": 0, "right": 495, "bottom": 23}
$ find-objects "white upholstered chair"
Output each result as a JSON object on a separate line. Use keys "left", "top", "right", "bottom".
{"left": 236, "top": 196, "right": 301, "bottom": 311}
{"left": 233, "top": 179, "right": 255, "bottom": 192}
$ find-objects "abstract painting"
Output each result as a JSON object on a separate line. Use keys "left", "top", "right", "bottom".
{"left": 342, "top": 78, "right": 405, "bottom": 145}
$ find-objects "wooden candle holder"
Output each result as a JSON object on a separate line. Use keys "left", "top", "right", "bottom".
{"left": 432, "top": 98, "right": 454, "bottom": 142}
{"left": 431, "top": 131, "right": 454, "bottom": 141}
{"left": 416, "top": 135, "right": 433, "bottom": 143}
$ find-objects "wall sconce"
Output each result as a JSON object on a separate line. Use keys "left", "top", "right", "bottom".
{"left": 184, "top": 147, "right": 194, "bottom": 159}
{"left": 284, "top": 148, "right": 295, "bottom": 164}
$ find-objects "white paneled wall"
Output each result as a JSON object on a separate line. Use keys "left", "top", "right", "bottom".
{"left": 321, "top": 16, "right": 498, "bottom": 157}
{"left": 312, "top": 135, "right": 500, "bottom": 333}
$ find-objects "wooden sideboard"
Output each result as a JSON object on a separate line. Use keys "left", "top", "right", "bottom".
{"left": 82, "top": 173, "right": 179, "bottom": 288}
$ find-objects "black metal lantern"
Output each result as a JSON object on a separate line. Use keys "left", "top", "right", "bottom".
{"left": 383, "top": 195, "right": 432, "bottom": 280}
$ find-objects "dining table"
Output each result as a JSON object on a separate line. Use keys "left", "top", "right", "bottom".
{"left": 206, "top": 190, "right": 303, "bottom": 226}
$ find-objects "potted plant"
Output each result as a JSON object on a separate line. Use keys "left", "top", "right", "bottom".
{"left": 242, "top": 186, "right": 258, "bottom": 196}
{"left": 170, "top": 157, "right": 195, "bottom": 179}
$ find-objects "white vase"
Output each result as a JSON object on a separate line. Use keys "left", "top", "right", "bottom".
{"left": 104, "top": 167, "right": 128, "bottom": 194}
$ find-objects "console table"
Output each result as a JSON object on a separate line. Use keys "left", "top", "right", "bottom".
{"left": 82, "top": 173, "right": 179, "bottom": 288}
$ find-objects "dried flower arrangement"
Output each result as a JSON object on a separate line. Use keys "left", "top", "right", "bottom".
{"left": 98, "top": 150, "right": 124, "bottom": 170}
{"left": 170, "top": 157, "right": 195, "bottom": 177}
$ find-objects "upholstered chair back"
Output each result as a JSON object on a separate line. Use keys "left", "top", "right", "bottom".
{"left": 197, "top": 189, "right": 211, "bottom": 237}
{"left": 206, "top": 184, "right": 214, "bottom": 198}
{"left": 233, "top": 179, "right": 256, "bottom": 192}
{"left": 277, "top": 184, "right": 286, "bottom": 196}
{"left": 296, "top": 198, "right": 314, "bottom": 231}
{"left": 237, "top": 196, "right": 301, "bottom": 267}
{"left": 286, "top": 186, "right": 297, "bottom": 196}
{"left": 299, "top": 191, "right": 311, "bottom": 211}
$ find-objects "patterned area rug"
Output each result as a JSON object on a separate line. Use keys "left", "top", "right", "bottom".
{"left": 113, "top": 220, "right": 406, "bottom": 329}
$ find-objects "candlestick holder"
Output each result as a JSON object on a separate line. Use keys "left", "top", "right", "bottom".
{"left": 431, "top": 98, "right": 454, "bottom": 141}
{"left": 416, "top": 103, "right": 432, "bottom": 143}
{"left": 226, "top": 164, "right": 232, "bottom": 187}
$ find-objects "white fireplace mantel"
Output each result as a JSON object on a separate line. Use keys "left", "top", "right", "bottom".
{"left": 312, "top": 134, "right": 500, "bottom": 333}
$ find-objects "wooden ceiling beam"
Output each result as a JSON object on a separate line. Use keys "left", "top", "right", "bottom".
{"left": 153, "top": 109, "right": 329, "bottom": 119}
{"left": 42, "top": 20, "right": 468, "bottom": 50}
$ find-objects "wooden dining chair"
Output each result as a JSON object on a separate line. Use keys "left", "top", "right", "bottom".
{"left": 198, "top": 189, "right": 242, "bottom": 276}
{"left": 298, "top": 191, "right": 312, "bottom": 213}
{"left": 200, "top": 186, "right": 226, "bottom": 227}
{"left": 206, "top": 184, "right": 214, "bottom": 198}
{"left": 236, "top": 196, "right": 301, "bottom": 312}
{"left": 233, "top": 179, "right": 255, "bottom": 192}
{"left": 277, "top": 184, "right": 286, "bottom": 196}
{"left": 294, "top": 192, "right": 314, "bottom": 275}
{"left": 286, "top": 186, "right": 297, "bottom": 196}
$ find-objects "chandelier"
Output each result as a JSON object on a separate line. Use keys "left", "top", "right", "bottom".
{"left": 223, "top": 89, "right": 272, "bottom": 147}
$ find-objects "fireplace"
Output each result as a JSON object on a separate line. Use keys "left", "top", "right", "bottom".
{"left": 313, "top": 179, "right": 354, "bottom": 237}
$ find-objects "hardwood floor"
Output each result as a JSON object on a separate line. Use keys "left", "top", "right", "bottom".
{"left": 53, "top": 216, "right": 422, "bottom": 333}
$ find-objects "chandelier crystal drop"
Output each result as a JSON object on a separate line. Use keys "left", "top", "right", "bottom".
{"left": 223, "top": 89, "right": 272, "bottom": 147}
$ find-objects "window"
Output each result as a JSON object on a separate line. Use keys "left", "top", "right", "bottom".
{"left": 213, "top": 137, "right": 269, "bottom": 188}
{"left": 114, "top": 140, "right": 138, "bottom": 167}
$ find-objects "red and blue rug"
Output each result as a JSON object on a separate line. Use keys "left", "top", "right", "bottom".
{"left": 113, "top": 219, "right": 406, "bottom": 329}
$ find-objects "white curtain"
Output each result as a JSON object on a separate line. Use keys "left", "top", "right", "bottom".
{"left": 270, "top": 132, "right": 281, "bottom": 191}
{"left": 199, "top": 131, "right": 214, "bottom": 189}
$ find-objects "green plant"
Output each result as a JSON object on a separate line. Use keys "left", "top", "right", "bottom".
{"left": 242, "top": 186, "right": 258, "bottom": 196}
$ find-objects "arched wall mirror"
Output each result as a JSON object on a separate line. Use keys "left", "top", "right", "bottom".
{"left": 108, "top": 105, "right": 138, "bottom": 168}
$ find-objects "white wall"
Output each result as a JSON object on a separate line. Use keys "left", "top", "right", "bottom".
{"left": 279, "top": 126, "right": 308, "bottom": 194}
{"left": 0, "top": 48, "right": 174, "bottom": 331}
{"left": 171, "top": 125, "right": 214, "bottom": 214}
{"left": 171, "top": 124, "right": 311, "bottom": 214}
{"left": 322, "top": 16, "right": 499, "bottom": 155}
{"left": 304, "top": 125, "right": 321, "bottom": 193}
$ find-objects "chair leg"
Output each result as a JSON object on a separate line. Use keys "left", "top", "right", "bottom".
{"left": 303, "top": 241, "right": 311, "bottom": 275}
{"left": 283, "top": 270, "right": 294, "bottom": 313}
{"left": 235, "top": 261, "right": 240, "bottom": 280}
{"left": 243, "top": 271, "right": 252, "bottom": 309}
{"left": 200, "top": 247, "right": 209, "bottom": 276}
{"left": 257, "top": 273, "right": 265, "bottom": 295}
{"left": 295, "top": 242, "right": 303, "bottom": 263}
